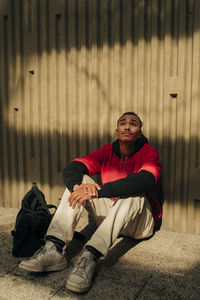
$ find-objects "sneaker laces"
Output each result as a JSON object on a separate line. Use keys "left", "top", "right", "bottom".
{"left": 72, "top": 253, "right": 94, "bottom": 279}
{"left": 32, "top": 246, "right": 47, "bottom": 259}
{"left": 32, "top": 242, "right": 55, "bottom": 259}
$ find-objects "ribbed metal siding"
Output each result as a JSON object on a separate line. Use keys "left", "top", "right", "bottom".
{"left": 0, "top": 0, "right": 200, "bottom": 234}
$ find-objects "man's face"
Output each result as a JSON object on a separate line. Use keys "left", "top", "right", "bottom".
{"left": 116, "top": 114, "right": 142, "bottom": 143}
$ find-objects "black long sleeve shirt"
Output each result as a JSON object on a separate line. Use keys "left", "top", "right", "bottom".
{"left": 63, "top": 161, "right": 155, "bottom": 198}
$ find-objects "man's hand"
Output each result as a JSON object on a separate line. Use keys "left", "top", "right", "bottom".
{"left": 73, "top": 183, "right": 101, "bottom": 196}
{"left": 68, "top": 183, "right": 101, "bottom": 209}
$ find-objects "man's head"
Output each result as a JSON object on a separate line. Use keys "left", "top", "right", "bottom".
{"left": 116, "top": 112, "right": 143, "bottom": 143}
{"left": 117, "top": 112, "right": 143, "bottom": 128}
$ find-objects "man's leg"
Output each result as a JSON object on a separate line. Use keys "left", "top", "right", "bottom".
{"left": 86, "top": 195, "right": 154, "bottom": 256}
{"left": 80, "top": 176, "right": 154, "bottom": 256}
{"left": 46, "top": 188, "right": 84, "bottom": 243}
{"left": 66, "top": 185, "right": 154, "bottom": 293}
{"left": 18, "top": 187, "right": 85, "bottom": 272}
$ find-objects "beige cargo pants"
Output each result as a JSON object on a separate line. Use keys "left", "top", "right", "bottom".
{"left": 47, "top": 175, "right": 154, "bottom": 256}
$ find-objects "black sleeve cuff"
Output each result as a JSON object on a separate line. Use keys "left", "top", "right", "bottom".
{"left": 63, "top": 161, "right": 89, "bottom": 192}
{"left": 97, "top": 170, "right": 155, "bottom": 198}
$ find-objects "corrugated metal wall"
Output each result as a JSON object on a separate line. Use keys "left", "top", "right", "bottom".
{"left": 0, "top": 0, "right": 200, "bottom": 234}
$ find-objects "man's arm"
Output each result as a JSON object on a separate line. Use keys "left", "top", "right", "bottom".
{"left": 63, "top": 161, "right": 89, "bottom": 192}
{"left": 63, "top": 161, "right": 100, "bottom": 209}
{"left": 63, "top": 161, "right": 156, "bottom": 198}
{"left": 97, "top": 170, "right": 155, "bottom": 198}
{"left": 97, "top": 146, "right": 161, "bottom": 199}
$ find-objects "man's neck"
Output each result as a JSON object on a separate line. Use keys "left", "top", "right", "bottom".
{"left": 119, "top": 141, "right": 135, "bottom": 157}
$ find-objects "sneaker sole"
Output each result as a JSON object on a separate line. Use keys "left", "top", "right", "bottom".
{"left": 19, "top": 262, "right": 67, "bottom": 273}
{"left": 66, "top": 280, "right": 91, "bottom": 294}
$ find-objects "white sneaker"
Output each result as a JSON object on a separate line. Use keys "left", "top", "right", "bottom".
{"left": 18, "top": 241, "right": 67, "bottom": 272}
{"left": 66, "top": 250, "right": 96, "bottom": 293}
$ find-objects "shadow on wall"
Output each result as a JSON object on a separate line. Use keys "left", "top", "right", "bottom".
{"left": 0, "top": 125, "right": 113, "bottom": 187}
{"left": 1, "top": 0, "right": 199, "bottom": 56}
{"left": 0, "top": 122, "right": 198, "bottom": 200}
{"left": 0, "top": 0, "right": 199, "bottom": 217}
{"left": 1, "top": 0, "right": 199, "bottom": 180}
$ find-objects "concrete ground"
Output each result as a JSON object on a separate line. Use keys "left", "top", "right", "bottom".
{"left": 0, "top": 207, "right": 200, "bottom": 300}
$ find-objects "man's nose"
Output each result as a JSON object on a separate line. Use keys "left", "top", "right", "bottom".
{"left": 125, "top": 123, "right": 130, "bottom": 129}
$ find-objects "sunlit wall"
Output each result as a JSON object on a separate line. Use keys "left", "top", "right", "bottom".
{"left": 0, "top": 0, "right": 200, "bottom": 234}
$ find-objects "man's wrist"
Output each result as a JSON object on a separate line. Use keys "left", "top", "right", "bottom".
{"left": 73, "top": 184, "right": 80, "bottom": 192}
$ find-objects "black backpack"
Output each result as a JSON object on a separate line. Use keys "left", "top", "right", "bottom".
{"left": 11, "top": 186, "right": 57, "bottom": 257}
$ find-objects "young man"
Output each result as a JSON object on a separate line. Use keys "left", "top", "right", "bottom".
{"left": 19, "top": 112, "right": 162, "bottom": 293}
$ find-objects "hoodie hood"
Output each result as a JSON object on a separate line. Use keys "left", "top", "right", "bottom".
{"left": 112, "top": 134, "right": 148, "bottom": 157}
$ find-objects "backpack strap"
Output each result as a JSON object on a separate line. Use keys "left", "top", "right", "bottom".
{"left": 47, "top": 204, "right": 57, "bottom": 210}
{"left": 32, "top": 186, "right": 57, "bottom": 217}
{"left": 46, "top": 204, "right": 57, "bottom": 215}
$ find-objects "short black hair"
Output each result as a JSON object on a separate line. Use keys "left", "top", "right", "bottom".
{"left": 117, "top": 112, "right": 143, "bottom": 128}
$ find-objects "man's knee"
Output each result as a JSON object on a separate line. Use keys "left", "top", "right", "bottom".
{"left": 116, "top": 195, "right": 146, "bottom": 215}
{"left": 82, "top": 175, "right": 95, "bottom": 184}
